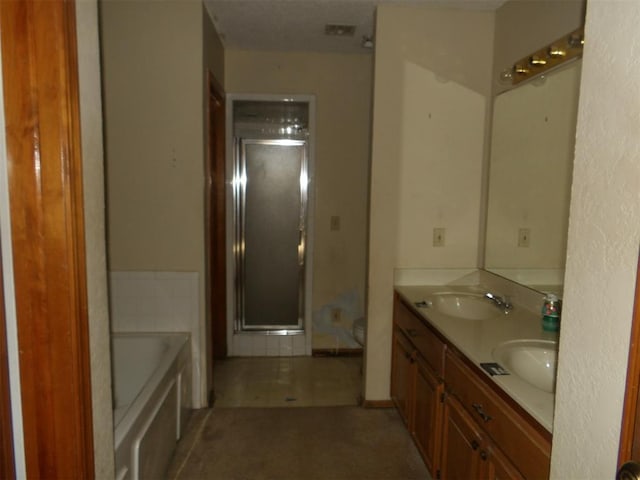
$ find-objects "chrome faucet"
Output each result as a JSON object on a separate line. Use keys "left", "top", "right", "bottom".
{"left": 484, "top": 292, "right": 513, "bottom": 314}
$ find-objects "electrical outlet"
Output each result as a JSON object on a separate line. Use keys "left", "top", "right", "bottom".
{"left": 330, "top": 215, "right": 340, "bottom": 231}
{"left": 433, "top": 227, "right": 445, "bottom": 247}
{"left": 518, "top": 228, "right": 531, "bottom": 247}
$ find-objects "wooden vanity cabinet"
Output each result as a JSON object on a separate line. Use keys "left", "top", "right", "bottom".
{"left": 445, "top": 350, "right": 551, "bottom": 479}
{"left": 391, "top": 292, "right": 552, "bottom": 479}
{"left": 391, "top": 296, "right": 445, "bottom": 476}
{"left": 441, "top": 394, "right": 524, "bottom": 480}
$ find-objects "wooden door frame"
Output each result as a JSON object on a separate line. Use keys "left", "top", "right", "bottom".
{"left": 618, "top": 252, "right": 640, "bottom": 466}
{"left": 1, "top": 0, "right": 94, "bottom": 477}
{"left": 206, "top": 71, "right": 227, "bottom": 362}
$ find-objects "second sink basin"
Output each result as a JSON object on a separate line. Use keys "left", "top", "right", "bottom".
{"left": 492, "top": 340, "right": 558, "bottom": 393}
{"left": 429, "top": 292, "right": 502, "bottom": 320}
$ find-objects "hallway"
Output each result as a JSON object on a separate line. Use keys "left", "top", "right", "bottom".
{"left": 166, "top": 356, "right": 429, "bottom": 479}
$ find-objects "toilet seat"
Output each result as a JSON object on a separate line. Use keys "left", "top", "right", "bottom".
{"left": 352, "top": 317, "right": 366, "bottom": 346}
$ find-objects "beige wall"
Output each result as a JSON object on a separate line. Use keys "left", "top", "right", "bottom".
{"left": 101, "top": 0, "right": 225, "bottom": 403}
{"left": 76, "top": 1, "right": 114, "bottom": 477}
{"left": 225, "top": 50, "right": 373, "bottom": 343}
{"left": 101, "top": 0, "right": 204, "bottom": 273}
{"left": 366, "top": 5, "right": 494, "bottom": 400}
{"left": 551, "top": 1, "right": 640, "bottom": 476}
{"left": 203, "top": 4, "right": 225, "bottom": 90}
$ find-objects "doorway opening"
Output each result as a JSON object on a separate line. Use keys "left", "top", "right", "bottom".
{"left": 207, "top": 73, "right": 227, "bottom": 362}
{"left": 226, "top": 95, "right": 315, "bottom": 356}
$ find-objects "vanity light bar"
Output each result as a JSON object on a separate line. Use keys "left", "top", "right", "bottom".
{"left": 508, "top": 26, "right": 584, "bottom": 85}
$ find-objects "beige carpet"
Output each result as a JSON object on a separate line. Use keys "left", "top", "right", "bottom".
{"left": 168, "top": 406, "right": 430, "bottom": 480}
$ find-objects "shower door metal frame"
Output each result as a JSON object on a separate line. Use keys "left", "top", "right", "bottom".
{"left": 225, "top": 93, "right": 316, "bottom": 356}
{"left": 233, "top": 138, "right": 309, "bottom": 333}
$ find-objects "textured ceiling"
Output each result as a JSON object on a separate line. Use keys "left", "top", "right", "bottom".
{"left": 204, "top": 0, "right": 507, "bottom": 54}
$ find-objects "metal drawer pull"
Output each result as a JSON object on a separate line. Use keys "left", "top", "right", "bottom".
{"left": 480, "top": 450, "right": 488, "bottom": 461}
{"left": 472, "top": 403, "right": 492, "bottom": 422}
{"left": 618, "top": 461, "right": 640, "bottom": 480}
{"left": 406, "top": 328, "right": 419, "bottom": 337}
{"left": 415, "top": 300, "right": 432, "bottom": 308}
{"left": 471, "top": 440, "right": 479, "bottom": 451}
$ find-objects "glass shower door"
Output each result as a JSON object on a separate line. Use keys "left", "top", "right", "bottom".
{"left": 235, "top": 139, "right": 308, "bottom": 331}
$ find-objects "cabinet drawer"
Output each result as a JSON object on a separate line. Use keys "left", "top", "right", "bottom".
{"left": 445, "top": 350, "right": 550, "bottom": 479}
{"left": 394, "top": 296, "right": 445, "bottom": 377}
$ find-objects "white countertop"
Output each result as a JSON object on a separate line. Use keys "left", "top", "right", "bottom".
{"left": 395, "top": 284, "right": 558, "bottom": 433}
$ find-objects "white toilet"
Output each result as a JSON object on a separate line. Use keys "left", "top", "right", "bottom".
{"left": 352, "top": 317, "right": 366, "bottom": 347}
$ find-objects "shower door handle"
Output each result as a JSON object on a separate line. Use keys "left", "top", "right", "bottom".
{"left": 298, "top": 229, "right": 305, "bottom": 265}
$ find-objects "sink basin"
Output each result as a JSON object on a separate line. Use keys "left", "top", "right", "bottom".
{"left": 428, "top": 293, "right": 502, "bottom": 320}
{"left": 492, "top": 340, "right": 558, "bottom": 393}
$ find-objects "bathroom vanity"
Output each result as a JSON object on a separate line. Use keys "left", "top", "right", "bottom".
{"left": 391, "top": 286, "right": 556, "bottom": 479}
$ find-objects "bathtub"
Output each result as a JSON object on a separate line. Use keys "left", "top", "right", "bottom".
{"left": 112, "top": 333, "right": 191, "bottom": 480}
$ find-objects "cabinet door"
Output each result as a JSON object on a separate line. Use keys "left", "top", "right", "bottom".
{"left": 485, "top": 444, "right": 524, "bottom": 480}
{"left": 441, "top": 395, "right": 484, "bottom": 480}
{"left": 391, "top": 329, "right": 414, "bottom": 426}
{"left": 414, "top": 354, "right": 443, "bottom": 476}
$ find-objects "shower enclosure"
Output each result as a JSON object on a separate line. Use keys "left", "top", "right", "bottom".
{"left": 226, "top": 96, "right": 314, "bottom": 354}
{"left": 235, "top": 138, "right": 308, "bottom": 331}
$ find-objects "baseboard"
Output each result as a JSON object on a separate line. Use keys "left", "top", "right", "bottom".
{"left": 362, "top": 399, "right": 395, "bottom": 409}
{"left": 312, "top": 348, "right": 363, "bottom": 357}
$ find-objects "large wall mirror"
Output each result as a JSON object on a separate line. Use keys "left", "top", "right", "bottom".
{"left": 484, "top": 56, "right": 582, "bottom": 296}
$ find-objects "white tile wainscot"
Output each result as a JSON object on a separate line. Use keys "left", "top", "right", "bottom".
{"left": 232, "top": 333, "right": 306, "bottom": 357}
{"left": 109, "top": 271, "right": 204, "bottom": 407}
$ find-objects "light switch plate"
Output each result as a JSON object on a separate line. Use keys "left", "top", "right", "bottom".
{"left": 518, "top": 228, "right": 531, "bottom": 247}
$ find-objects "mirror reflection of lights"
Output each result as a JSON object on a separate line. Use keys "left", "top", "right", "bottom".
{"left": 529, "top": 55, "right": 547, "bottom": 66}
{"left": 501, "top": 26, "right": 584, "bottom": 86}
{"left": 548, "top": 46, "right": 566, "bottom": 58}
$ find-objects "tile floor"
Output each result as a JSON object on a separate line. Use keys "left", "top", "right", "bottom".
{"left": 212, "top": 356, "right": 363, "bottom": 407}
